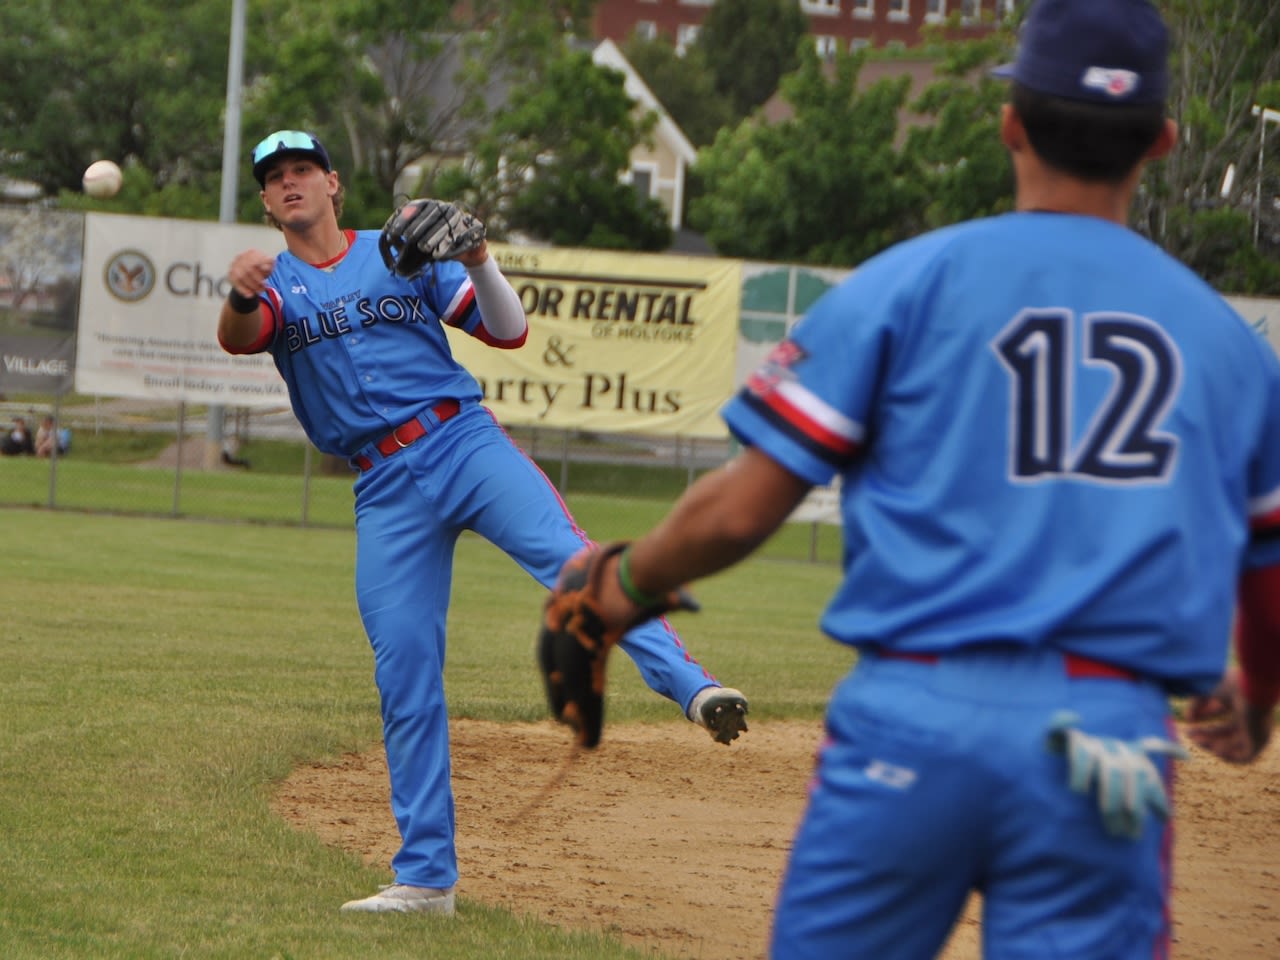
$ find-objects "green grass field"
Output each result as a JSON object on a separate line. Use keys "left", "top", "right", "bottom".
{"left": 0, "top": 505, "right": 847, "bottom": 959}
{"left": 0, "top": 432, "right": 845, "bottom": 564}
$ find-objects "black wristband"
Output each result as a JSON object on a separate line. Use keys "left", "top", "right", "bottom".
{"left": 227, "top": 288, "right": 260, "bottom": 314}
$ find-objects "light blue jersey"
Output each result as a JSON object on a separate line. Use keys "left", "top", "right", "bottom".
{"left": 724, "top": 212, "right": 1280, "bottom": 696}
{"left": 258, "top": 229, "right": 485, "bottom": 456}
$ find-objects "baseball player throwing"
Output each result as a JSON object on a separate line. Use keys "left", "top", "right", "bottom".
{"left": 540, "top": 1, "right": 1280, "bottom": 956}
{"left": 217, "top": 130, "right": 748, "bottom": 915}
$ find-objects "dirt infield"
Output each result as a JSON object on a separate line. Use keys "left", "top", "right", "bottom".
{"left": 273, "top": 718, "right": 1280, "bottom": 959}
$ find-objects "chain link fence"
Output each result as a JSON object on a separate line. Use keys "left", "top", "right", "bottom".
{"left": 0, "top": 395, "right": 842, "bottom": 562}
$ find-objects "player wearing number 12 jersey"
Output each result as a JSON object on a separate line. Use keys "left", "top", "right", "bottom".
{"left": 545, "top": 0, "right": 1280, "bottom": 956}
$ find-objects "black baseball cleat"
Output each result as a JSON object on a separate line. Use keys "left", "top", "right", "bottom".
{"left": 689, "top": 687, "right": 749, "bottom": 745}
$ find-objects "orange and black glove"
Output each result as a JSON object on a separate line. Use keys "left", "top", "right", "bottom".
{"left": 538, "top": 542, "right": 698, "bottom": 748}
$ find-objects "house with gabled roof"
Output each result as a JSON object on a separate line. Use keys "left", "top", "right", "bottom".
{"left": 590, "top": 38, "right": 698, "bottom": 232}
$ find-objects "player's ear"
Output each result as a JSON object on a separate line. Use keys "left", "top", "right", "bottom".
{"left": 1000, "top": 104, "right": 1027, "bottom": 153}
{"left": 1144, "top": 118, "right": 1178, "bottom": 162}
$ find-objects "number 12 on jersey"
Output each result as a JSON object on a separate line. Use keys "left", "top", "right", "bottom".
{"left": 993, "top": 309, "right": 1181, "bottom": 483}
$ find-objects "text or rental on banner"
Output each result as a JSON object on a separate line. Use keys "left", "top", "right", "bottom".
{"left": 448, "top": 244, "right": 743, "bottom": 438}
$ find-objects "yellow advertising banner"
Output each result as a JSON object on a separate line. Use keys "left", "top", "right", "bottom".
{"left": 446, "top": 244, "right": 742, "bottom": 438}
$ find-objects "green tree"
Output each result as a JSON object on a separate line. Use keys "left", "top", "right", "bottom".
{"left": 1136, "top": 0, "right": 1280, "bottom": 292}
{"left": 0, "top": 0, "right": 442, "bottom": 223}
{"left": 415, "top": 1, "right": 674, "bottom": 250}
{"left": 1161, "top": 205, "right": 1280, "bottom": 293}
{"left": 239, "top": 0, "right": 600, "bottom": 227}
{"left": 903, "top": 33, "right": 1014, "bottom": 229}
{"left": 693, "top": 0, "right": 809, "bottom": 119}
{"left": 689, "top": 47, "right": 924, "bottom": 265}
{"left": 0, "top": 0, "right": 234, "bottom": 218}
{"left": 622, "top": 33, "right": 735, "bottom": 148}
{"left": 432, "top": 46, "right": 671, "bottom": 250}
{"left": 241, "top": 0, "right": 462, "bottom": 225}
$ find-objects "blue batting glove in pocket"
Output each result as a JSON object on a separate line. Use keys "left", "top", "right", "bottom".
{"left": 1045, "top": 710, "right": 1189, "bottom": 840}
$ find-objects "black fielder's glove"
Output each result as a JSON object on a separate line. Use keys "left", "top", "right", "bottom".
{"left": 539, "top": 542, "right": 699, "bottom": 749}
{"left": 378, "top": 198, "right": 486, "bottom": 279}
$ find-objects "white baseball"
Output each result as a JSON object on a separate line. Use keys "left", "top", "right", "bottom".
{"left": 83, "top": 160, "right": 123, "bottom": 198}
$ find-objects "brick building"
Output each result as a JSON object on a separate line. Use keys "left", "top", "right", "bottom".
{"left": 593, "top": 0, "right": 1018, "bottom": 55}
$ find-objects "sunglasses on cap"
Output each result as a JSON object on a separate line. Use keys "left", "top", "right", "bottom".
{"left": 250, "top": 130, "right": 332, "bottom": 186}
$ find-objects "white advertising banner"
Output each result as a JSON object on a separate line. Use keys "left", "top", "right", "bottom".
{"left": 75, "top": 212, "right": 290, "bottom": 407}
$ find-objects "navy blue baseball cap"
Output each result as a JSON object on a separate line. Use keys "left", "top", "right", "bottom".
{"left": 992, "top": 0, "right": 1169, "bottom": 106}
{"left": 251, "top": 130, "right": 332, "bottom": 187}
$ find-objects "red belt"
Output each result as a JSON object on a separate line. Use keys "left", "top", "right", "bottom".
{"left": 876, "top": 648, "right": 1137, "bottom": 681}
{"left": 351, "top": 399, "right": 461, "bottom": 472}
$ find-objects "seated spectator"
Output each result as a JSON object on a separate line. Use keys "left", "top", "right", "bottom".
{"left": 35, "top": 416, "right": 64, "bottom": 458}
{"left": 1, "top": 416, "right": 35, "bottom": 456}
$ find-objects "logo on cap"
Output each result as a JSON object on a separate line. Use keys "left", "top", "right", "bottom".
{"left": 1081, "top": 67, "right": 1140, "bottom": 99}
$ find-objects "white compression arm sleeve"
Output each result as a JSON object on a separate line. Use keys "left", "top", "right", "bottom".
{"left": 465, "top": 256, "right": 528, "bottom": 342}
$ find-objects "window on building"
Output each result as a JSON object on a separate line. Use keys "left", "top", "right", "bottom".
{"left": 960, "top": 0, "right": 980, "bottom": 21}
{"left": 634, "top": 20, "right": 658, "bottom": 40}
{"left": 888, "top": 0, "right": 910, "bottom": 21}
{"left": 629, "top": 166, "right": 655, "bottom": 200}
{"left": 850, "top": 37, "right": 872, "bottom": 52}
{"left": 852, "top": 0, "right": 874, "bottom": 18}
{"left": 815, "top": 35, "right": 839, "bottom": 58}
{"left": 801, "top": 0, "right": 841, "bottom": 14}
{"left": 925, "top": 0, "right": 946, "bottom": 20}
{"left": 676, "top": 23, "right": 700, "bottom": 54}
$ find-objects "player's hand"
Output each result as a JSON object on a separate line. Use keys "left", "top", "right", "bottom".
{"left": 1184, "top": 669, "right": 1274, "bottom": 764}
{"left": 227, "top": 249, "right": 276, "bottom": 298}
{"left": 1045, "top": 710, "right": 1188, "bottom": 840}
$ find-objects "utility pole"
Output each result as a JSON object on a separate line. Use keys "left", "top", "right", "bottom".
{"left": 208, "top": 0, "right": 247, "bottom": 468}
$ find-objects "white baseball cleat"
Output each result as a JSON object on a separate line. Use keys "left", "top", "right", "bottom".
{"left": 689, "top": 686, "right": 749, "bottom": 745}
{"left": 339, "top": 883, "right": 456, "bottom": 915}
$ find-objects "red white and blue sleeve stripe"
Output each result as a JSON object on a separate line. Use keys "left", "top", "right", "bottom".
{"left": 723, "top": 343, "right": 865, "bottom": 487}
{"left": 438, "top": 279, "right": 479, "bottom": 332}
